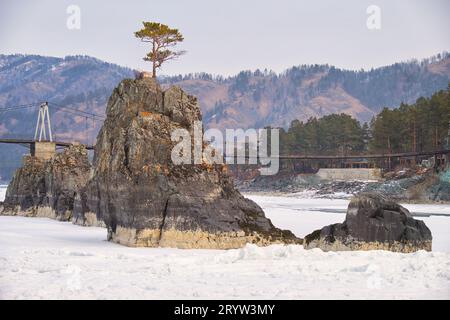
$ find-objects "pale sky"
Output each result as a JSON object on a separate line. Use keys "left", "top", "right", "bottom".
{"left": 0, "top": 0, "right": 449, "bottom": 76}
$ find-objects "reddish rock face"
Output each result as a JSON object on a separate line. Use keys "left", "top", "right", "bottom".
{"left": 76, "top": 77, "right": 301, "bottom": 248}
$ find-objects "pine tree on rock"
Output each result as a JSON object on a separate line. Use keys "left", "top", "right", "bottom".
{"left": 135, "top": 22, "right": 185, "bottom": 78}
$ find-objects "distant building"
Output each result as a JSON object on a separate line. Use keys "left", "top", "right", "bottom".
{"left": 135, "top": 70, "right": 152, "bottom": 79}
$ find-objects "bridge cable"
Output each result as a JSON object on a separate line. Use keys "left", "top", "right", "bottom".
{"left": 47, "top": 102, "right": 105, "bottom": 121}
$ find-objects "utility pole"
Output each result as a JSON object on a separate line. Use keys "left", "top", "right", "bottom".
{"left": 34, "top": 102, "right": 53, "bottom": 142}
{"left": 446, "top": 120, "right": 450, "bottom": 150}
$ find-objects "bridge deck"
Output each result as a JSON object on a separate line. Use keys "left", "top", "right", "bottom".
{"left": 276, "top": 149, "right": 450, "bottom": 160}
{"left": 0, "top": 138, "right": 94, "bottom": 150}
{"left": 1, "top": 138, "right": 449, "bottom": 159}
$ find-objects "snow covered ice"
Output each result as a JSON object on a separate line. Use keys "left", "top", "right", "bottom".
{"left": 246, "top": 194, "right": 450, "bottom": 253}
{"left": 0, "top": 185, "right": 6, "bottom": 203}
{"left": 1, "top": 187, "right": 450, "bottom": 299}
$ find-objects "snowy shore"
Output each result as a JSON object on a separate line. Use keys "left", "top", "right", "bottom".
{"left": 245, "top": 194, "right": 450, "bottom": 253}
{"left": 1, "top": 216, "right": 449, "bottom": 299}
{"left": 1, "top": 187, "right": 450, "bottom": 299}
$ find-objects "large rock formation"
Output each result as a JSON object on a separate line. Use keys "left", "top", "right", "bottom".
{"left": 304, "top": 193, "right": 432, "bottom": 252}
{"left": 77, "top": 77, "right": 300, "bottom": 249}
{"left": 1, "top": 145, "right": 90, "bottom": 221}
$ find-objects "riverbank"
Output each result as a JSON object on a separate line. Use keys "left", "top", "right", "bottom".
{"left": 237, "top": 169, "right": 450, "bottom": 204}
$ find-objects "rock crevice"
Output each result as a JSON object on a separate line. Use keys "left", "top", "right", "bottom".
{"left": 1, "top": 145, "right": 91, "bottom": 222}
{"left": 1, "top": 77, "right": 300, "bottom": 249}
{"left": 304, "top": 192, "right": 432, "bottom": 252}
{"left": 78, "top": 77, "right": 301, "bottom": 248}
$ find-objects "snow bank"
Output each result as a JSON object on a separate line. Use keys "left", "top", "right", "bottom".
{"left": 1, "top": 191, "right": 449, "bottom": 299}
{"left": 246, "top": 194, "right": 450, "bottom": 252}
{"left": 0, "top": 216, "right": 449, "bottom": 299}
{"left": 214, "top": 244, "right": 299, "bottom": 264}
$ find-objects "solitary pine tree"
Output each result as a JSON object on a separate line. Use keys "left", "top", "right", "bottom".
{"left": 135, "top": 22, "right": 185, "bottom": 78}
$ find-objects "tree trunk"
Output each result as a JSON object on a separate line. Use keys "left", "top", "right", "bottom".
{"left": 387, "top": 136, "right": 391, "bottom": 171}
{"left": 435, "top": 126, "right": 438, "bottom": 149}
{"left": 152, "top": 42, "right": 157, "bottom": 78}
{"left": 387, "top": 136, "right": 391, "bottom": 153}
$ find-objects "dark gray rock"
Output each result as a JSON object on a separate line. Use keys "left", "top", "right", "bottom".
{"left": 304, "top": 192, "right": 432, "bottom": 252}
{"left": 1, "top": 145, "right": 91, "bottom": 221}
{"left": 78, "top": 77, "right": 301, "bottom": 248}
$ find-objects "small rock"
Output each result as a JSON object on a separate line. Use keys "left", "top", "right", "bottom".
{"left": 1, "top": 145, "right": 91, "bottom": 222}
{"left": 304, "top": 192, "right": 432, "bottom": 253}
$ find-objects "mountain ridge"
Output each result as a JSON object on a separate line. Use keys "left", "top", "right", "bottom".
{"left": 0, "top": 52, "right": 449, "bottom": 180}
{"left": 160, "top": 52, "right": 450, "bottom": 129}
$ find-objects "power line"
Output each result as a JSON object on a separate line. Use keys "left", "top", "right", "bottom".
{"left": 51, "top": 107, "right": 105, "bottom": 122}
{"left": 0, "top": 102, "right": 41, "bottom": 110}
{"left": 0, "top": 102, "right": 43, "bottom": 112}
{"left": 0, "top": 102, "right": 43, "bottom": 122}
{"left": 48, "top": 101, "right": 105, "bottom": 121}
{"left": 49, "top": 101, "right": 100, "bottom": 117}
{"left": 0, "top": 101, "right": 106, "bottom": 121}
{"left": 0, "top": 101, "right": 104, "bottom": 148}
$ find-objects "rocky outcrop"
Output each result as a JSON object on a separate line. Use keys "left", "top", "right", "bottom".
{"left": 78, "top": 77, "right": 300, "bottom": 249}
{"left": 304, "top": 192, "right": 432, "bottom": 252}
{"left": 1, "top": 145, "right": 91, "bottom": 221}
{"left": 71, "top": 181, "right": 105, "bottom": 227}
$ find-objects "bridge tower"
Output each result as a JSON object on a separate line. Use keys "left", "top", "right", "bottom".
{"left": 34, "top": 102, "right": 53, "bottom": 142}
{"left": 31, "top": 102, "right": 55, "bottom": 160}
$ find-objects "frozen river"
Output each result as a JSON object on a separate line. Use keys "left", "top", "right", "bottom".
{"left": 245, "top": 194, "right": 450, "bottom": 253}
{"left": 1, "top": 187, "right": 449, "bottom": 299}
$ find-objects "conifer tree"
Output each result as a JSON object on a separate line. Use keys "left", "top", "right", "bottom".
{"left": 135, "top": 22, "right": 185, "bottom": 78}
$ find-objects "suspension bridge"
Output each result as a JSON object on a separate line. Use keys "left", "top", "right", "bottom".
{"left": 0, "top": 101, "right": 449, "bottom": 170}
{"left": 0, "top": 138, "right": 94, "bottom": 150}
{"left": 0, "top": 101, "right": 103, "bottom": 153}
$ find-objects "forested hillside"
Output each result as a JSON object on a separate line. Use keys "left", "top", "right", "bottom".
{"left": 0, "top": 54, "right": 134, "bottom": 180}
{"left": 370, "top": 87, "right": 450, "bottom": 153}
{"left": 0, "top": 53, "right": 449, "bottom": 180}
{"left": 163, "top": 53, "right": 450, "bottom": 129}
{"left": 278, "top": 86, "right": 450, "bottom": 156}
